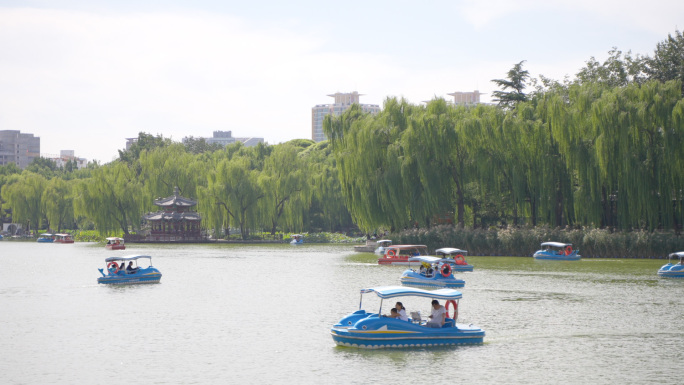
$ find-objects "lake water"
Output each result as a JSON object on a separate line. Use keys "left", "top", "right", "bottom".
{"left": 0, "top": 241, "right": 681, "bottom": 384}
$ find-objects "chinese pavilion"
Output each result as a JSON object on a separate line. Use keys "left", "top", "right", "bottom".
{"left": 142, "top": 186, "right": 203, "bottom": 242}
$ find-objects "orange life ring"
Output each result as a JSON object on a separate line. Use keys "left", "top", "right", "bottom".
{"left": 454, "top": 254, "right": 466, "bottom": 265}
{"left": 387, "top": 250, "right": 395, "bottom": 257}
{"left": 107, "top": 261, "right": 119, "bottom": 274}
{"left": 565, "top": 246, "right": 573, "bottom": 255}
{"left": 445, "top": 300, "right": 458, "bottom": 320}
{"left": 441, "top": 264, "right": 452, "bottom": 277}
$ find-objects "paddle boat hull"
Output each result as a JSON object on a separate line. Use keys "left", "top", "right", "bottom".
{"left": 658, "top": 252, "right": 684, "bottom": 278}
{"left": 658, "top": 264, "right": 684, "bottom": 278}
{"left": 331, "top": 313, "right": 484, "bottom": 348}
{"left": 97, "top": 255, "right": 162, "bottom": 285}
{"left": 533, "top": 250, "right": 581, "bottom": 261}
{"left": 97, "top": 268, "right": 162, "bottom": 284}
{"left": 533, "top": 242, "right": 580, "bottom": 260}
{"left": 105, "top": 244, "right": 126, "bottom": 250}
{"left": 331, "top": 287, "right": 484, "bottom": 349}
{"left": 400, "top": 269, "right": 465, "bottom": 288}
{"left": 37, "top": 234, "right": 54, "bottom": 243}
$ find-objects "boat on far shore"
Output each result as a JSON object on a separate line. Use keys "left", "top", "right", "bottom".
{"left": 533, "top": 242, "right": 580, "bottom": 261}
{"left": 658, "top": 252, "right": 684, "bottom": 278}
{"left": 37, "top": 233, "right": 54, "bottom": 243}
{"left": 54, "top": 233, "right": 74, "bottom": 243}
{"left": 105, "top": 237, "right": 126, "bottom": 250}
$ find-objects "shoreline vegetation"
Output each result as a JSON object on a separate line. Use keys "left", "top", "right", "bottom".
{"left": 8, "top": 226, "right": 680, "bottom": 259}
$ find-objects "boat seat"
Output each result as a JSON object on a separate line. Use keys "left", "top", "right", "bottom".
{"left": 443, "top": 319, "right": 454, "bottom": 328}
{"left": 410, "top": 311, "right": 422, "bottom": 323}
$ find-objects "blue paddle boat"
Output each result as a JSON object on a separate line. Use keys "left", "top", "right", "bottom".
{"left": 97, "top": 255, "right": 162, "bottom": 284}
{"left": 37, "top": 233, "right": 54, "bottom": 243}
{"left": 290, "top": 234, "right": 303, "bottom": 245}
{"left": 533, "top": 242, "right": 580, "bottom": 261}
{"left": 400, "top": 256, "right": 465, "bottom": 288}
{"left": 331, "top": 286, "right": 484, "bottom": 348}
{"left": 374, "top": 239, "right": 392, "bottom": 254}
{"left": 657, "top": 252, "right": 684, "bottom": 278}
{"left": 435, "top": 248, "right": 474, "bottom": 272}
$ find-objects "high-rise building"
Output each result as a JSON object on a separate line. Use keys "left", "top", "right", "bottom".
{"left": 447, "top": 90, "right": 485, "bottom": 106}
{"left": 311, "top": 92, "right": 381, "bottom": 142}
{"left": 0, "top": 130, "right": 40, "bottom": 169}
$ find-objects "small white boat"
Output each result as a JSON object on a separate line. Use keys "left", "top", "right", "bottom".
{"left": 290, "top": 234, "right": 303, "bottom": 245}
{"left": 374, "top": 240, "right": 392, "bottom": 254}
{"left": 400, "top": 256, "right": 466, "bottom": 289}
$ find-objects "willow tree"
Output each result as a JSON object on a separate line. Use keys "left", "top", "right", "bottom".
{"left": 73, "top": 162, "right": 143, "bottom": 235}
{"left": 198, "top": 156, "right": 263, "bottom": 240}
{"left": 139, "top": 143, "right": 204, "bottom": 204}
{"left": 294, "top": 140, "right": 353, "bottom": 232}
{"left": 324, "top": 98, "right": 417, "bottom": 232}
{"left": 586, "top": 80, "right": 684, "bottom": 230}
{"left": 42, "top": 177, "right": 74, "bottom": 232}
{"left": 0, "top": 172, "right": 47, "bottom": 232}
{"left": 258, "top": 143, "right": 310, "bottom": 235}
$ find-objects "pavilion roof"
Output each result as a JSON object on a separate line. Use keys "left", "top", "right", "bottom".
{"left": 143, "top": 211, "right": 201, "bottom": 221}
{"left": 154, "top": 186, "right": 197, "bottom": 207}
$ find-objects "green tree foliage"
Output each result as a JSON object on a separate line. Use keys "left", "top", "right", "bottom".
{"left": 73, "top": 162, "right": 143, "bottom": 235}
{"left": 139, "top": 143, "right": 203, "bottom": 204}
{"left": 1, "top": 172, "right": 47, "bottom": 231}
{"left": 645, "top": 30, "right": 684, "bottom": 94}
{"left": 575, "top": 48, "right": 647, "bottom": 87}
{"left": 258, "top": 144, "right": 310, "bottom": 234}
{"left": 198, "top": 156, "right": 264, "bottom": 240}
{"left": 118, "top": 132, "right": 173, "bottom": 164}
{"left": 25, "top": 157, "right": 58, "bottom": 179}
{"left": 182, "top": 136, "right": 224, "bottom": 154}
{"left": 42, "top": 178, "right": 74, "bottom": 232}
{"left": 491, "top": 61, "right": 530, "bottom": 108}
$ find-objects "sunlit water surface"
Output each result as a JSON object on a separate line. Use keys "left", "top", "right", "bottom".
{"left": 0, "top": 242, "right": 681, "bottom": 384}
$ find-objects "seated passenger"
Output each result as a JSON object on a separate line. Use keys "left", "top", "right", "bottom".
{"left": 426, "top": 300, "right": 446, "bottom": 328}
{"left": 395, "top": 302, "right": 409, "bottom": 321}
{"left": 383, "top": 308, "right": 400, "bottom": 319}
{"left": 126, "top": 261, "right": 137, "bottom": 272}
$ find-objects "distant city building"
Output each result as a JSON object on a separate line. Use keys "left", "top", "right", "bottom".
{"left": 0, "top": 130, "right": 40, "bottom": 169}
{"left": 447, "top": 90, "right": 485, "bottom": 106}
{"left": 125, "top": 137, "right": 137, "bottom": 150}
{"left": 311, "top": 91, "right": 381, "bottom": 142}
{"left": 44, "top": 150, "right": 87, "bottom": 170}
{"left": 202, "top": 130, "right": 264, "bottom": 147}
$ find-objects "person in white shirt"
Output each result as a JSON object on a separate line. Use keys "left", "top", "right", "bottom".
{"left": 426, "top": 300, "right": 446, "bottom": 328}
{"left": 395, "top": 302, "right": 409, "bottom": 321}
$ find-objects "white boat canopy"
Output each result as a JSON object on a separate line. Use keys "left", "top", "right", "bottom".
{"left": 106, "top": 237, "right": 124, "bottom": 241}
{"left": 408, "top": 256, "right": 443, "bottom": 264}
{"left": 39, "top": 233, "right": 53, "bottom": 237}
{"left": 540, "top": 242, "right": 571, "bottom": 248}
{"left": 105, "top": 255, "right": 152, "bottom": 263}
{"left": 376, "top": 239, "right": 392, "bottom": 243}
{"left": 360, "top": 286, "right": 463, "bottom": 300}
{"left": 668, "top": 251, "right": 684, "bottom": 258}
{"left": 435, "top": 247, "right": 467, "bottom": 255}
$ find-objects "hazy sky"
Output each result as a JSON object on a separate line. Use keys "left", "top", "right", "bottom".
{"left": 0, "top": 0, "right": 681, "bottom": 163}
